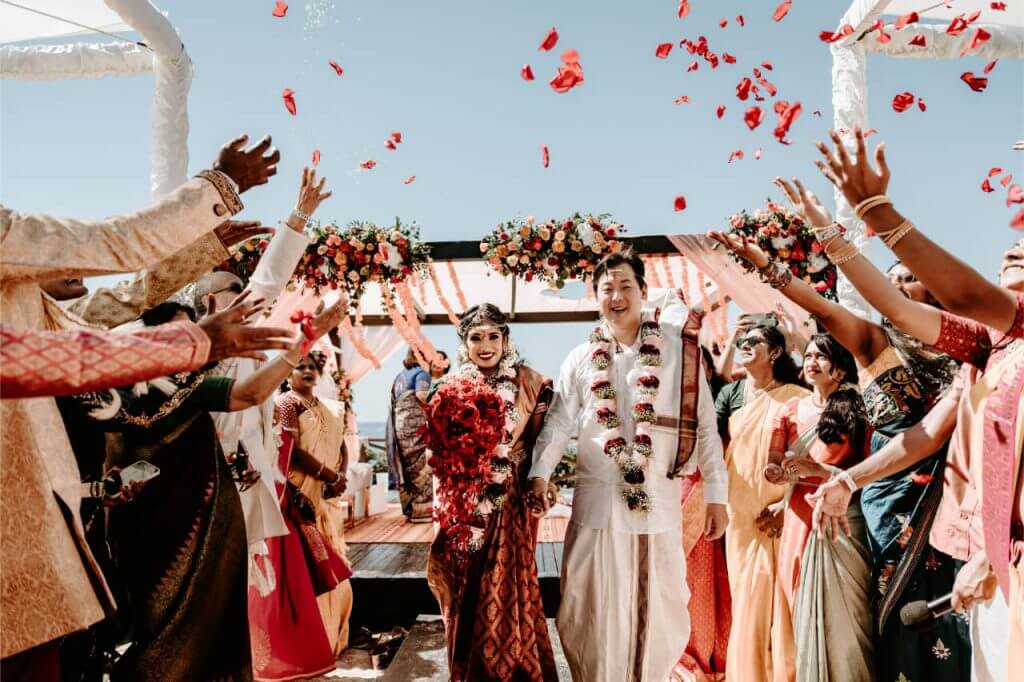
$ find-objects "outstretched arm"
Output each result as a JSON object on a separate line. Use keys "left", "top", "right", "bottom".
{"left": 816, "top": 128, "right": 1018, "bottom": 333}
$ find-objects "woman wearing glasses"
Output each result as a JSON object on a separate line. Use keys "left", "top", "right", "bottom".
{"left": 715, "top": 323, "right": 806, "bottom": 682}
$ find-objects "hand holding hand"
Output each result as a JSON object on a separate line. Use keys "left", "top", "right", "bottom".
{"left": 199, "top": 290, "right": 295, "bottom": 361}
{"left": 707, "top": 231, "right": 771, "bottom": 270}
{"left": 526, "top": 477, "right": 553, "bottom": 517}
{"left": 815, "top": 128, "right": 891, "bottom": 209}
{"left": 214, "top": 134, "right": 281, "bottom": 193}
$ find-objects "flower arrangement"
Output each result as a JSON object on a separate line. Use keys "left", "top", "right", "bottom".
{"left": 296, "top": 219, "right": 431, "bottom": 299}
{"left": 726, "top": 202, "right": 838, "bottom": 300}
{"left": 216, "top": 236, "right": 269, "bottom": 284}
{"left": 330, "top": 367, "right": 354, "bottom": 411}
{"left": 480, "top": 213, "right": 626, "bottom": 288}
{"left": 424, "top": 377, "right": 506, "bottom": 557}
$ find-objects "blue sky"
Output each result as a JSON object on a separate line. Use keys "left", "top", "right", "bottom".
{"left": 2, "top": 0, "right": 1021, "bottom": 421}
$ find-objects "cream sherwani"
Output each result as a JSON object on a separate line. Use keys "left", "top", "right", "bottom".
{"left": 0, "top": 172, "right": 242, "bottom": 659}
{"left": 531, "top": 293, "right": 727, "bottom": 682}
{"left": 211, "top": 226, "right": 309, "bottom": 580}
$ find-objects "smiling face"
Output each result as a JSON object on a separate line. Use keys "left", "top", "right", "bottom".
{"left": 289, "top": 356, "right": 321, "bottom": 394}
{"left": 735, "top": 329, "right": 777, "bottom": 373}
{"left": 887, "top": 263, "right": 932, "bottom": 304}
{"left": 596, "top": 264, "right": 646, "bottom": 330}
{"left": 465, "top": 323, "right": 506, "bottom": 370}
{"left": 1000, "top": 239, "right": 1024, "bottom": 292}
{"left": 803, "top": 340, "right": 842, "bottom": 390}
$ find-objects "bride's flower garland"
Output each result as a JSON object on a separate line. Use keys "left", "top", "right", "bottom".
{"left": 456, "top": 342, "right": 522, "bottom": 548}
{"left": 589, "top": 311, "right": 664, "bottom": 513}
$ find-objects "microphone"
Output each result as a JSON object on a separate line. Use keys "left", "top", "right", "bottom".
{"left": 899, "top": 593, "right": 953, "bottom": 632}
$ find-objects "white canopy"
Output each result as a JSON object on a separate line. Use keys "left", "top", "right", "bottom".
{"left": 0, "top": 0, "right": 131, "bottom": 45}
{"left": 883, "top": 0, "right": 1024, "bottom": 26}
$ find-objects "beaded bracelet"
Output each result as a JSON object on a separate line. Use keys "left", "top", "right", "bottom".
{"left": 757, "top": 261, "right": 793, "bottom": 289}
{"left": 881, "top": 219, "right": 915, "bottom": 249}
{"left": 853, "top": 195, "right": 892, "bottom": 220}
{"left": 826, "top": 239, "right": 860, "bottom": 266}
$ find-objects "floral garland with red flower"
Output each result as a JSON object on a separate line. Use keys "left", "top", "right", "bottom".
{"left": 215, "top": 236, "right": 270, "bottom": 283}
{"left": 589, "top": 311, "right": 664, "bottom": 513}
{"left": 726, "top": 202, "right": 838, "bottom": 300}
{"left": 455, "top": 343, "right": 522, "bottom": 539}
{"left": 480, "top": 213, "right": 626, "bottom": 288}
{"left": 424, "top": 377, "right": 506, "bottom": 557}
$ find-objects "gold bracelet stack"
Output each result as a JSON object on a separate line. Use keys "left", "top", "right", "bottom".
{"left": 825, "top": 238, "right": 860, "bottom": 265}
{"left": 881, "top": 219, "right": 915, "bottom": 249}
{"left": 758, "top": 260, "right": 793, "bottom": 289}
{"left": 853, "top": 194, "right": 892, "bottom": 219}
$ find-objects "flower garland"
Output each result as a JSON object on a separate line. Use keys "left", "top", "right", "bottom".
{"left": 427, "top": 261, "right": 461, "bottom": 326}
{"left": 644, "top": 256, "right": 664, "bottom": 289}
{"left": 480, "top": 213, "right": 626, "bottom": 288}
{"left": 339, "top": 317, "right": 381, "bottom": 368}
{"left": 455, "top": 343, "right": 522, "bottom": 548}
{"left": 588, "top": 312, "right": 664, "bottom": 512}
{"left": 446, "top": 260, "right": 469, "bottom": 311}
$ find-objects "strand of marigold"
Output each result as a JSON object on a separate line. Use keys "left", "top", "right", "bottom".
{"left": 660, "top": 254, "right": 678, "bottom": 290}
{"left": 397, "top": 279, "right": 441, "bottom": 365}
{"left": 354, "top": 299, "right": 364, "bottom": 328}
{"left": 678, "top": 255, "right": 691, "bottom": 305}
{"left": 427, "top": 261, "right": 461, "bottom": 326}
{"left": 415, "top": 273, "right": 428, "bottom": 306}
{"left": 715, "top": 288, "right": 729, "bottom": 349}
{"left": 644, "top": 256, "right": 664, "bottom": 289}
{"left": 351, "top": 300, "right": 375, "bottom": 363}
{"left": 339, "top": 316, "right": 381, "bottom": 368}
{"left": 445, "top": 260, "right": 468, "bottom": 312}
{"left": 380, "top": 281, "right": 429, "bottom": 367}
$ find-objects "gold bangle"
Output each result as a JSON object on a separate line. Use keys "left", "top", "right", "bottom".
{"left": 854, "top": 195, "right": 892, "bottom": 220}
{"left": 827, "top": 241, "right": 860, "bottom": 265}
{"left": 881, "top": 219, "right": 915, "bottom": 249}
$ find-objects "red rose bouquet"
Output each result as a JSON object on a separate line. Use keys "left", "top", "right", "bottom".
{"left": 424, "top": 377, "right": 505, "bottom": 556}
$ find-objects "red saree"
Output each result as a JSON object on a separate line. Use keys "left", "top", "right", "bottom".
{"left": 247, "top": 412, "right": 350, "bottom": 681}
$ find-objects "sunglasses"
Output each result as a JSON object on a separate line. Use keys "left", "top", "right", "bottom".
{"left": 210, "top": 282, "right": 244, "bottom": 296}
{"left": 736, "top": 336, "right": 767, "bottom": 351}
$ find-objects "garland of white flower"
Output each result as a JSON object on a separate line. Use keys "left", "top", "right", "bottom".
{"left": 456, "top": 342, "right": 522, "bottom": 548}
{"left": 589, "top": 311, "right": 664, "bottom": 513}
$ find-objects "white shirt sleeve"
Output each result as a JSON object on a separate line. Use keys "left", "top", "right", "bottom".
{"left": 695, "top": 363, "right": 728, "bottom": 504}
{"left": 247, "top": 226, "right": 309, "bottom": 304}
{"left": 529, "top": 347, "right": 583, "bottom": 482}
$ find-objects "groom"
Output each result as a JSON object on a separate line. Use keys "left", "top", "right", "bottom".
{"left": 528, "top": 249, "right": 728, "bottom": 681}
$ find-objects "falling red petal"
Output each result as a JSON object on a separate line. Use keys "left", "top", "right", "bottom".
{"left": 736, "top": 14, "right": 745, "bottom": 27}
{"left": 755, "top": 147, "right": 763, "bottom": 160}
{"left": 819, "top": 24, "right": 854, "bottom": 43}
{"left": 967, "top": 10, "right": 983, "bottom": 23}
{"left": 282, "top": 88, "right": 297, "bottom": 115}
{"left": 984, "top": 60, "right": 998, "bottom": 74}
{"left": 761, "top": 61, "right": 774, "bottom": 71}
{"left": 655, "top": 43, "right": 673, "bottom": 59}
{"left": 1012, "top": 208, "right": 1024, "bottom": 230}
{"left": 687, "top": 61, "right": 699, "bottom": 73}
{"left": 311, "top": 149, "right": 320, "bottom": 166}
{"left": 716, "top": 104, "right": 726, "bottom": 119}
{"left": 720, "top": 19, "right": 728, "bottom": 28}
{"left": 272, "top": 1, "right": 288, "bottom": 18}
{"left": 1008, "top": 185, "right": 1024, "bottom": 206}
{"left": 992, "top": 2, "right": 1008, "bottom": 10}
{"left": 549, "top": 61, "right": 585, "bottom": 93}
{"left": 385, "top": 140, "right": 397, "bottom": 151}
{"left": 774, "top": 101, "right": 802, "bottom": 142}
{"left": 561, "top": 48, "right": 580, "bottom": 64}
{"left": 917, "top": 98, "right": 927, "bottom": 111}
{"left": 391, "top": 132, "right": 403, "bottom": 143}
{"left": 873, "top": 20, "right": 892, "bottom": 44}
{"left": 892, "top": 92, "right": 916, "bottom": 112}
{"left": 678, "top": 0, "right": 690, "bottom": 19}
{"left": 728, "top": 150, "right": 744, "bottom": 163}
{"left": 403, "top": 176, "right": 416, "bottom": 185}
{"left": 521, "top": 64, "right": 535, "bottom": 81}
{"left": 946, "top": 15, "right": 970, "bottom": 36}
{"left": 744, "top": 106, "right": 765, "bottom": 130}
{"left": 736, "top": 77, "right": 752, "bottom": 101}
{"left": 674, "top": 96, "right": 690, "bottom": 104}
{"left": 773, "top": 100, "right": 789, "bottom": 115}
{"left": 359, "top": 160, "right": 376, "bottom": 170}
{"left": 989, "top": 167, "right": 1004, "bottom": 178}
{"left": 961, "top": 27, "right": 993, "bottom": 56}
{"left": 539, "top": 27, "right": 559, "bottom": 51}
{"left": 772, "top": 0, "right": 793, "bottom": 22}
{"left": 541, "top": 144, "right": 550, "bottom": 168}
{"left": 960, "top": 72, "right": 988, "bottom": 92}
{"left": 722, "top": 53, "right": 737, "bottom": 64}
{"left": 895, "top": 11, "right": 919, "bottom": 30}
{"left": 909, "top": 34, "right": 927, "bottom": 47}
{"left": 674, "top": 196, "right": 687, "bottom": 212}
{"left": 982, "top": 178, "right": 995, "bottom": 193}
{"left": 328, "top": 60, "right": 343, "bottom": 76}
{"left": 1002, "top": 175, "right": 1014, "bottom": 188}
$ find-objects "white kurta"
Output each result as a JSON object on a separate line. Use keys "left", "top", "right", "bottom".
{"left": 531, "top": 295, "right": 727, "bottom": 682}
{"left": 211, "top": 226, "right": 309, "bottom": 588}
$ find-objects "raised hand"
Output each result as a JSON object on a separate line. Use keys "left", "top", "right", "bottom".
{"left": 815, "top": 128, "right": 891, "bottom": 209}
{"left": 774, "top": 177, "right": 833, "bottom": 228}
{"left": 214, "top": 219, "right": 274, "bottom": 248}
{"left": 213, "top": 134, "right": 281, "bottom": 193}
{"left": 292, "top": 167, "right": 333, "bottom": 228}
{"left": 707, "top": 230, "right": 771, "bottom": 270}
{"left": 199, "top": 290, "right": 295, "bottom": 361}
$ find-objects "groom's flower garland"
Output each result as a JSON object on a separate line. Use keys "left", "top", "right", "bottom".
{"left": 589, "top": 313, "right": 664, "bottom": 513}
{"left": 456, "top": 344, "right": 522, "bottom": 547}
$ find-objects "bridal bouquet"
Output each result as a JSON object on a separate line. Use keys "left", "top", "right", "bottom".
{"left": 424, "top": 377, "right": 505, "bottom": 556}
{"left": 217, "top": 236, "right": 270, "bottom": 284}
{"left": 480, "top": 213, "right": 626, "bottom": 288}
{"left": 726, "top": 202, "right": 838, "bottom": 300}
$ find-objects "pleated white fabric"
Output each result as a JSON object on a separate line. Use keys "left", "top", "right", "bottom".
{"left": 971, "top": 595, "right": 1009, "bottom": 682}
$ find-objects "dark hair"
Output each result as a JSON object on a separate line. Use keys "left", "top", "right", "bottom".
{"left": 591, "top": 248, "right": 646, "bottom": 294}
{"left": 403, "top": 348, "right": 420, "bottom": 369}
{"left": 746, "top": 324, "right": 802, "bottom": 386}
{"left": 306, "top": 350, "right": 327, "bottom": 373}
{"left": 887, "top": 260, "right": 942, "bottom": 309}
{"left": 701, "top": 345, "right": 725, "bottom": 399}
{"left": 141, "top": 301, "right": 196, "bottom": 326}
{"left": 457, "top": 303, "right": 509, "bottom": 342}
{"left": 806, "top": 333, "right": 869, "bottom": 452}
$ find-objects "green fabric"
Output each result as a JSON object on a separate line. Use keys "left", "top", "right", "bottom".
{"left": 714, "top": 379, "right": 746, "bottom": 439}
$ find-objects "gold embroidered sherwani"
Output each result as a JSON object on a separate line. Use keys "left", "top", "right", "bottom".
{"left": 0, "top": 172, "right": 242, "bottom": 658}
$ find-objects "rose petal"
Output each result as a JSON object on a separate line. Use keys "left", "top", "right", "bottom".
{"left": 521, "top": 64, "right": 535, "bottom": 81}
{"left": 736, "top": 77, "right": 752, "bottom": 101}
{"left": 1011, "top": 208, "right": 1024, "bottom": 231}
{"left": 1002, "top": 175, "right": 1014, "bottom": 188}
{"left": 909, "top": 34, "right": 927, "bottom": 47}
{"left": 541, "top": 144, "right": 550, "bottom": 168}
{"left": 813, "top": 110, "right": 822, "bottom": 117}
{"left": 960, "top": 71, "right": 988, "bottom": 92}
{"left": 655, "top": 43, "right": 673, "bottom": 59}
{"left": 744, "top": 106, "right": 765, "bottom": 130}
{"left": 992, "top": 2, "right": 1007, "bottom": 10}
{"left": 549, "top": 61, "right": 584, "bottom": 93}
{"left": 674, "top": 95, "right": 690, "bottom": 104}
{"left": 917, "top": 97, "right": 926, "bottom": 111}
{"left": 736, "top": 14, "right": 745, "bottom": 26}
{"left": 819, "top": 24, "right": 854, "bottom": 43}
{"left": 716, "top": 104, "right": 726, "bottom": 119}
{"left": 674, "top": 196, "right": 687, "bottom": 212}
{"left": 892, "top": 91, "right": 916, "bottom": 112}
{"left": 312, "top": 149, "right": 320, "bottom": 166}
{"left": 982, "top": 178, "right": 995, "bottom": 193}
{"left": 272, "top": 1, "right": 288, "bottom": 18}
{"left": 561, "top": 48, "right": 580, "bottom": 64}
{"left": 945, "top": 13, "right": 978, "bottom": 36}
{"left": 539, "top": 27, "right": 559, "bottom": 51}
{"left": 755, "top": 147, "right": 763, "bottom": 160}
{"left": 719, "top": 18, "right": 728, "bottom": 28}
{"left": 728, "top": 150, "right": 744, "bottom": 163}
{"left": 359, "top": 159, "right": 376, "bottom": 170}
{"left": 960, "top": 27, "right": 992, "bottom": 56}
{"left": 329, "top": 60, "right": 343, "bottom": 76}
{"left": 895, "top": 11, "right": 919, "bottom": 29}
{"left": 873, "top": 20, "right": 892, "bottom": 44}
{"left": 761, "top": 61, "right": 774, "bottom": 71}
{"left": 385, "top": 140, "right": 397, "bottom": 151}
{"left": 772, "top": 0, "right": 792, "bottom": 22}
{"left": 989, "top": 167, "right": 1004, "bottom": 178}
{"left": 687, "top": 60, "right": 699, "bottom": 72}
{"left": 723, "top": 52, "right": 737, "bottom": 64}
{"left": 403, "top": 175, "right": 416, "bottom": 185}
{"left": 984, "top": 59, "right": 998, "bottom": 74}
{"left": 678, "top": 0, "right": 690, "bottom": 19}
{"left": 1008, "top": 185, "right": 1024, "bottom": 207}
{"left": 774, "top": 101, "right": 801, "bottom": 142}
{"left": 282, "top": 88, "right": 297, "bottom": 115}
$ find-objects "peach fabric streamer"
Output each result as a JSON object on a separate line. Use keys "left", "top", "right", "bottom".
{"left": 427, "top": 262, "right": 461, "bottom": 326}
{"left": 715, "top": 288, "right": 729, "bottom": 348}
{"left": 678, "top": 256, "right": 691, "bottom": 305}
{"left": 396, "top": 279, "right": 440, "bottom": 365}
{"left": 339, "top": 316, "right": 381, "bottom": 368}
{"left": 660, "top": 254, "right": 678, "bottom": 290}
{"left": 645, "top": 256, "right": 664, "bottom": 289}
{"left": 445, "top": 261, "right": 468, "bottom": 312}
{"left": 416, "top": 274, "right": 428, "bottom": 306}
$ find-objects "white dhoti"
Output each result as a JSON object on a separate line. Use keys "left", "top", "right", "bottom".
{"left": 971, "top": 595, "right": 1009, "bottom": 682}
{"left": 557, "top": 522, "right": 690, "bottom": 682}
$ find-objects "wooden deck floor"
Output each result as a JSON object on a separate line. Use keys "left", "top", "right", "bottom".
{"left": 346, "top": 503, "right": 569, "bottom": 544}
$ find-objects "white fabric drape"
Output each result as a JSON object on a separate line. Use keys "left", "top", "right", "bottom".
{"left": 0, "top": 42, "right": 151, "bottom": 79}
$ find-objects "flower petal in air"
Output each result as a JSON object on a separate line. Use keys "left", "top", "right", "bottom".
{"left": 772, "top": 0, "right": 792, "bottom": 22}
{"left": 539, "top": 27, "right": 559, "bottom": 51}
{"left": 678, "top": 0, "right": 690, "bottom": 19}
{"left": 984, "top": 60, "right": 998, "bottom": 74}
{"left": 960, "top": 72, "right": 988, "bottom": 92}
{"left": 521, "top": 64, "right": 535, "bottom": 81}
{"left": 272, "top": 1, "right": 288, "bottom": 18}
{"left": 282, "top": 88, "right": 297, "bottom": 115}
{"left": 960, "top": 28, "right": 992, "bottom": 57}
{"left": 329, "top": 60, "right": 344, "bottom": 76}
{"left": 359, "top": 159, "right": 376, "bottom": 170}
{"left": 403, "top": 176, "right": 416, "bottom": 185}
{"left": 655, "top": 43, "right": 673, "bottom": 59}
{"left": 909, "top": 34, "right": 927, "bottom": 47}
{"left": 894, "top": 11, "right": 918, "bottom": 30}
{"left": 716, "top": 104, "right": 726, "bottom": 119}
{"left": 312, "top": 149, "right": 320, "bottom": 166}
{"left": 674, "top": 196, "right": 687, "bottom": 212}
{"left": 744, "top": 106, "right": 765, "bottom": 130}
{"left": 541, "top": 144, "right": 550, "bottom": 168}
{"left": 891, "top": 92, "right": 916, "bottom": 112}
{"left": 728, "top": 150, "right": 744, "bottom": 164}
